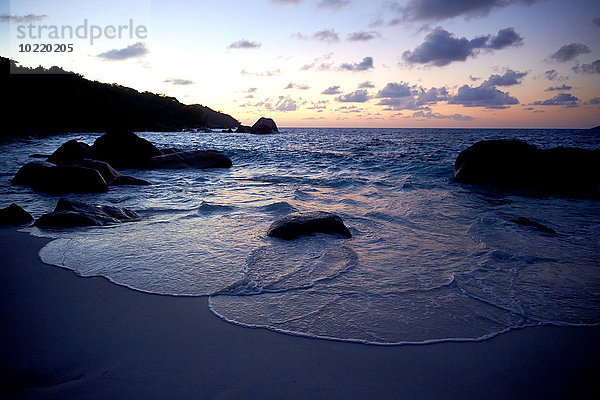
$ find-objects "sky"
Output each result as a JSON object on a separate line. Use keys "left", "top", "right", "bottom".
{"left": 1, "top": 0, "right": 599, "bottom": 128}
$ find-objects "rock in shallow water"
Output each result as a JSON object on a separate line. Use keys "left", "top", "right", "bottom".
{"left": 267, "top": 211, "right": 352, "bottom": 240}
{"left": 91, "top": 129, "right": 162, "bottom": 169}
{"left": 251, "top": 117, "right": 278, "bottom": 134}
{"left": 454, "top": 140, "right": 600, "bottom": 196}
{"left": 12, "top": 161, "right": 108, "bottom": 193}
{"left": 0, "top": 203, "right": 33, "bottom": 225}
{"left": 508, "top": 217, "right": 556, "bottom": 234}
{"left": 147, "top": 150, "right": 232, "bottom": 169}
{"left": 34, "top": 198, "right": 139, "bottom": 228}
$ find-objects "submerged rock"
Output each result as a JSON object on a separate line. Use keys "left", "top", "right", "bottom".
{"left": 251, "top": 117, "right": 278, "bottom": 134}
{"left": 0, "top": 203, "right": 33, "bottom": 225}
{"left": 12, "top": 161, "right": 108, "bottom": 193}
{"left": 108, "top": 175, "right": 152, "bottom": 186}
{"left": 236, "top": 125, "right": 252, "bottom": 133}
{"left": 147, "top": 150, "right": 232, "bottom": 169}
{"left": 34, "top": 198, "right": 139, "bottom": 228}
{"left": 91, "top": 129, "right": 162, "bottom": 169}
{"left": 454, "top": 140, "right": 600, "bottom": 196}
{"left": 267, "top": 211, "right": 352, "bottom": 240}
{"left": 508, "top": 217, "right": 556, "bottom": 234}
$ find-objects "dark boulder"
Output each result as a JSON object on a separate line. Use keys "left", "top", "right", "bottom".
{"left": 108, "top": 176, "right": 152, "bottom": 186}
{"left": 454, "top": 140, "right": 600, "bottom": 195}
{"left": 267, "top": 211, "right": 352, "bottom": 240}
{"left": 160, "top": 148, "right": 181, "bottom": 155}
{"left": 251, "top": 117, "right": 278, "bottom": 134}
{"left": 12, "top": 161, "right": 108, "bottom": 193}
{"left": 221, "top": 128, "right": 233, "bottom": 133}
{"left": 34, "top": 198, "right": 139, "bottom": 228}
{"left": 0, "top": 203, "right": 33, "bottom": 225}
{"left": 47, "top": 140, "right": 92, "bottom": 163}
{"left": 147, "top": 150, "right": 232, "bottom": 169}
{"left": 77, "top": 159, "right": 122, "bottom": 182}
{"left": 29, "top": 154, "right": 51, "bottom": 159}
{"left": 508, "top": 217, "right": 556, "bottom": 234}
{"left": 91, "top": 129, "right": 162, "bottom": 169}
{"left": 236, "top": 125, "right": 252, "bottom": 133}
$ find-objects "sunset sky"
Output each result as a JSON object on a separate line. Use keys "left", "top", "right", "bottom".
{"left": 2, "top": 0, "right": 599, "bottom": 128}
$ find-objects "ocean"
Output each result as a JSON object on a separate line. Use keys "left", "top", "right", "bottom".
{"left": 1, "top": 128, "right": 599, "bottom": 345}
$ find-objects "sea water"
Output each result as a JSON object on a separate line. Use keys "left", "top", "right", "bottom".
{"left": 1, "top": 128, "right": 599, "bottom": 345}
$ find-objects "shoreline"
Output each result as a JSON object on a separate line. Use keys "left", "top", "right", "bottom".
{"left": 1, "top": 227, "right": 599, "bottom": 399}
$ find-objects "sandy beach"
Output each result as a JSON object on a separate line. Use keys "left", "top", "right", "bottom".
{"left": 1, "top": 227, "right": 598, "bottom": 400}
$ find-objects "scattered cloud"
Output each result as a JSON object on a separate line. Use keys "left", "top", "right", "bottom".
{"left": 240, "top": 69, "right": 281, "bottom": 76}
{"left": 163, "top": 78, "right": 194, "bottom": 85}
{"left": 336, "top": 89, "right": 370, "bottom": 102}
{"left": 410, "top": 111, "right": 473, "bottom": 121}
{"left": 227, "top": 39, "right": 261, "bottom": 49}
{"left": 549, "top": 43, "right": 590, "bottom": 62}
{"left": 375, "top": 82, "right": 449, "bottom": 110}
{"left": 245, "top": 88, "right": 257, "bottom": 93}
{"left": 317, "top": 0, "right": 351, "bottom": 10}
{"left": 284, "top": 82, "right": 311, "bottom": 90}
{"left": 572, "top": 59, "right": 600, "bottom": 74}
{"left": 585, "top": 97, "right": 600, "bottom": 105}
{"left": 376, "top": 82, "right": 412, "bottom": 98}
{"left": 294, "top": 29, "right": 339, "bottom": 43}
{"left": 448, "top": 84, "right": 519, "bottom": 109}
{"left": 97, "top": 42, "right": 148, "bottom": 60}
{"left": 545, "top": 84, "right": 572, "bottom": 91}
{"left": 339, "top": 56, "right": 374, "bottom": 71}
{"left": 399, "top": 0, "right": 542, "bottom": 22}
{"left": 275, "top": 97, "right": 299, "bottom": 111}
{"left": 402, "top": 27, "right": 522, "bottom": 67}
{"left": 346, "top": 31, "right": 380, "bottom": 42}
{"left": 469, "top": 75, "right": 480, "bottom": 81}
{"left": 482, "top": 69, "right": 527, "bottom": 86}
{"left": 301, "top": 52, "right": 334, "bottom": 71}
{"left": 322, "top": 86, "right": 342, "bottom": 95}
{"left": 0, "top": 14, "right": 48, "bottom": 23}
{"left": 544, "top": 69, "right": 568, "bottom": 81}
{"left": 533, "top": 93, "right": 579, "bottom": 107}
{"left": 358, "top": 81, "right": 375, "bottom": 88}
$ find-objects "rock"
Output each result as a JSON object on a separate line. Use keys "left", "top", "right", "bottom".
{"left": 160, "top": 148, "right": 181, "bottom": 155}
{"left": 454, "top": 140, "right": 600, "bottom": 195}
{"left": 236, "top": 125, "right": 252, "bottom": 133}
{"left": 77, "top": 159, "right": 122, "bottom": 182}
{"left": 29, "top": 154, "right": 51, "bottom": 159}
{"left": 221, "top": 128, "right": 233, "bottom": 133}
{"left": 508, "top": 217, "right": 556, "bottom": 234}
{"left": 108, "top": 176, "right": 152, "bottom": 186}
{"left": 147, "top": 150, "right": 232, "bottom": 169}
{"left": 34, "top": 198, "right": 139, "bottom": 228}
{"left": 47, "top": 140, "right": 92, "bottom": 163}
{"left": 267, "top": 211, "right": 352, "bottom": 240}
{"left": 251, "top": 117, "right": 278, "bottom": 134}
{"left": 0, "top": 203, "right": 33, "bottom": 225}
{"left": 12, "top": 161, "right": 109, "bottom": 193}
{"left": 91, "top": 129, "right": 162, "bottom": 169}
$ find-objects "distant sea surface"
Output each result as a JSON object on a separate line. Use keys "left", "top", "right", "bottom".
{"left": 1, "top": 128, "right": 599, "bottom": 345}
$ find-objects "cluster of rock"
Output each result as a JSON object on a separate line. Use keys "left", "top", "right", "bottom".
{"left": 11, "top": 129, "right": 233, "bottom": 194}
{"left": 454, "top": 139, "right": 600, "bottom": 196}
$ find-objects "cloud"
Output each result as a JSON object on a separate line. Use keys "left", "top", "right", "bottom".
{"left": 482, "top": 69, "right": 527, "bottom": 86}
{"left": 301, "top": 52, "right": 334, "bottom": 71}
{"left": 275, "top": 97, "right": 299, "bottom": 111}
{"left": 245, "top": 88, "right": 257, "bottom": 93}
{"left": 240, "top": 69, "right": 281, "bottom": 76}
{"left": 0, "top": 14, "right": 48, "bottom": 23}
{"left": 487, "top": 28, "right": 523, "bottom": 50}
{"left": 572, "top": 59, "right": 600, "bottom": 74}
{"left": 294, "top": 29, "right": 339, "bottom": 43}
{"left": 322, "top": 86, "right": 342, "bottom": 94}
{"left": 402, "top": 27, "right": 522, "bottom": 67}
{"left": 335, "top": 90, "right": 370, "bottom": 102}
{"left": 163, "top": 78, "right": 194, "bottom": 85}
{"left": 358, "top": 81, "right": 375, "bottom": 88}
{"left": 399, "top": 0, "right": 542, "bottom": 22}
{"left": 97, "top": 42, "right": 148, "bottom": 60}
{"left": 317, "top": 0, "right": 351, "bottom": 10}
{"left": 339, "top": 56, "right": 374, "bottom": 71}
{"left": 347, "top": 31, "right": 380, "bottom": 41}
{"left": 376, "top": 82, "right": 412, "bottom": 98}
{"left": 533, "top": 93, "right": 579, "bottom": 107}
{"left": 284, "top": 82, "right": 310, "bottom": 90}
{"left": 545, "top": 84, "right": 572, "bottom": 91}
{"left": 448, "top": 84, "right": 519, "bottom": 109}
{"left": 594, "top": 17, "right": 600, "bottom": 27}
{"left": 585, "top": 97, "right": 600, "bottom": 105}
{"left": 375, "top": 82, "right": 449, "bottom": 110}
{"left": 544, "top": 69, "right": 568, "bottom": 81}
{"left": 410, "top": 111, "right": 473, "bottom": 121}
{"left": 227, "top": 39, "right": 261, "bottom": 49}
{"left": 549, "top": 43, "right": 590, "bottom": 62}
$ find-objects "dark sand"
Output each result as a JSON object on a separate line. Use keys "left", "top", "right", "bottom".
{"left": 1, "top": 227, "right": 599, "bottom": 399}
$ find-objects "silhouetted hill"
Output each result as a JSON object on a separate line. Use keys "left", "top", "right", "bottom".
{"left": 2, "top": 57, "right": 239, "bottom": 138}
